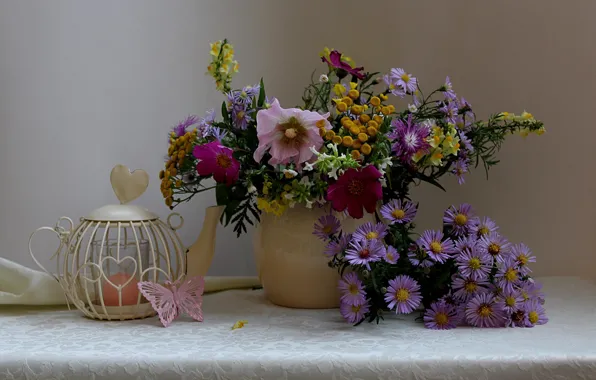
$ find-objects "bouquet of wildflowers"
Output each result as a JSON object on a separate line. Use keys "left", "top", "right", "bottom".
{"left": 316, "top": 204, "right": 548, "bottom": 329}
{"left": 160, "top": 39, "right": 544, "bottom": 239}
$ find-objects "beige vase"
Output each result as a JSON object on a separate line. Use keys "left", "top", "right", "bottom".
{"left": 253, "top": 204, "right": 373, "bottom": 309}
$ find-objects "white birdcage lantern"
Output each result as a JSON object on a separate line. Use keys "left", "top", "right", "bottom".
{"left": 29, "top": 165, "right": 186, "bottom": 320}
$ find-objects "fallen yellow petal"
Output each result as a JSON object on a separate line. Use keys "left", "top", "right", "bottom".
{"left": 232, "top": 320, "right": 248, "bottom": 330}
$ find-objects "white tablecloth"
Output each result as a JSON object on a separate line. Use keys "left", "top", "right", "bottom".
{"left": 0, "top": 276, "right": 595, "bottom": 380}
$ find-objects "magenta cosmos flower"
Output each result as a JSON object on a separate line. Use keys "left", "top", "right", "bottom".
{"left": 384, "top": 275, "right": 422, "bottom": 314}
{"left": 254, "top": 99, "right": 330, "bottom": 167}
{"left": 322, "top": 50, "right": 365, "bottom": 80}
{"left": 193, "top": 141, "right": 240, "bottom": 186}
{"left": 327, "top": 166, "right": 383, "bottom": 219}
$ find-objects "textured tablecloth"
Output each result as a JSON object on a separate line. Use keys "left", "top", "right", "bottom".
{"left": 1, "top": 276, "right": 595, "bottom": 380}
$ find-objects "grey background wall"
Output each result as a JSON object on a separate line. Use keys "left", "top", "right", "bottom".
{"left": 0, "top": 0, "right": 592, "bottom": 279}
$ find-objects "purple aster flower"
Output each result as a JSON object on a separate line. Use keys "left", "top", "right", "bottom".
{"left": 324, "top": 233, "right": 352, "bottom": 258}
{"left": 171, "top": 115, "right": 199, "bottom": 137}
{"left": 388, "top": 115, "right": 430, "bottom": 161}
{"left": 470, "top": 217, "right": 499, "bottom": 238}
{"left": 525, "top": 299, "right": 548, "bottom": 326}
{"left": 458, "top": 131, "right": 474, "bottom": 153}
{"left": 384, "top": 245, "right": 399, "bottom": 264}
{"left": 511, "top": 243, "right": 536, "bottom": 275}
{"left": 487, "top": 283, "right": 504, "bottom": 299}
{"left": 205, "top": 126, "right": 228, "bottom": 141}
{"left": 443, "top": 203, "right": 476, "bottom": 237}
{"left": 338, "top": 272, "right": 366, "bottom": 306}
{"left": 506, "top": 309, "right": 530, "bottom": 328}
{"left": 454, "top": 235, "right": 478, "bottom": 255}
{"left": 478, "top": 232, "right": 512, "bottom": 263}
{"left": 519, "top": 279, "right": 545, "bottom": 304}
{"left": 452, "top": 276, "right": 490, "bottom": 302}
{"left": 451, "top": 157, "right": 469, "bottom": 185}
{"left": 239, "top": 84, "right": 260, "bottom": 104}
{"left": 340, "top": 299, "right": 370, "bottom": 324}
{"left": 417, "top": 230, "right": 456, "bottom": 263}
{"left": 231, "top": 105, "right": 254, "bottom": 130}
{"left": 498, "top": 288, "right": 524, "bottom": 314}
{"left": 313, "top": 214, "right": 341, "bottom": 241}
{"left": 465, "top": 293, "right": 506, "bottom": 328}
{"left": 441, "top": 76, "right": 456, "bottom": 100}
{"left": 390, "top": 68, "right": 417, "bottom": 94}
{"left": 457, "top": 97, "right": 475, "bottom": 127}
{"left": 440, "top": 101, "right": 459, "bottom": 124}
{"left": 345, "top": 239, "right": 384, "bottom": 269}
{"left": 407, "top": 246, "right": 434, "bottom": 268}
{"left": 383, "top": 74, "right": 406, "bottom": 97}
{"left": 424, "top": 301, "right": 458, "bottom": 330}
{"left": 495, "top": 258, "right": 521, "bottom": 294}
{"left": 380, "top": 199, "right": 417, "bottom": 224}
{"left": 440, "top": 292, "right": 466, "bottom": 324}
{"left": 352, "top": 222, "right": 388, "bottom": 242}
{"left": 197, "top": 109, "right": 216, "bottom": 136}
{"left": 456, "top": 249, "right": 491, "bottom": 280}
{"left": 384, "top": 275, "right": 422, "bottom": 314}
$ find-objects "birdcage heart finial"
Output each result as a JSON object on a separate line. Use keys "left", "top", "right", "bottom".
{"left": 110, "top": 165, "right": 149, "bottom": 204}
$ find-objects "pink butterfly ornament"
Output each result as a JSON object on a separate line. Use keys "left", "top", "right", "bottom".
{"left": 137, "top": 275, "right": 205, "bottom": 327}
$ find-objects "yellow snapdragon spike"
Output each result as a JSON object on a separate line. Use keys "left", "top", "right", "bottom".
{"left": 333, "top": 84, "right": 347, "bottom": 96}
{"left": 210, "top": 41, "right": 222, "bottom": 56}
{"left": 232, "top": 320, "right": 248, "bottom": 330}
{"left": 428, "top": 149, "right": 444, "bottom": 166}
{"left": 349, "top": 82, "right": 358, "bottom": 90}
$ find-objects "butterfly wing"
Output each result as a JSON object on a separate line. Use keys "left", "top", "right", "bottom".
{"left": 137, "top": 281, "right": 178, "bottom": 327}
{"left": 174, "top": 276, "right": 205, "bottom": 322}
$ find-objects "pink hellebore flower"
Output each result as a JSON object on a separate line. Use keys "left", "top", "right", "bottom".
{"left": 254, "top": 99, "right": 330, "bottom": 167}
{"left": 193, "top": 141, "right": 240, "bottom": 186}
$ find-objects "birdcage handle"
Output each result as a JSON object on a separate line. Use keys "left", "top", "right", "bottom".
{"left": 28, "top": 216, "right": 73, "bottom": 281}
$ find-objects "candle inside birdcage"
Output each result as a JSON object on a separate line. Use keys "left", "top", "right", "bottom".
{"left": 90, "top": 239, "right": 149, "bottom": 307}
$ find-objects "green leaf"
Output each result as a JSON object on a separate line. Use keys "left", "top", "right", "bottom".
{"left": 221, "top": 101, "right": 230, "bottom": 123}
{"left": 414, "top": 172, "right": 447, "bottom": 192}
{"left": 257, "top": 78, "right": 265, "bottom": 108}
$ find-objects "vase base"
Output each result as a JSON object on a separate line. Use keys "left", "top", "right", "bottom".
{"left": 262, "top": 287, "right": 340, "bottom": 309}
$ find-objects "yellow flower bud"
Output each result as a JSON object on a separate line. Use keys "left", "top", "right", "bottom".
{"left": 333, "top": 83, "right": 346, "bottom": 96}
{"left": 316, "top": 119, "right": 327, "bottom": 129}
{"left": 358, "top": 133, "right": 369, "bottom": 143}
{"left": 381, "top": 106, "right": 391, "bottom": 115}
{"left": 373, "top": 115, "right": 384, "bottom": 124}
{"left": 349, "top": 126, "right": 360, "bottom": 135}
{"left": 348, "top": 89, "right": 360, "bottom": 100}
{"left": 319, "top": 127, "right": 327, "bottom": 137}
{"left": 349, "top": 82, "right": 358, "bottom": 90}
{"left": 352, "top": 140, "right": 362, "bottom": 150}
{"left": 332, "top": 135, "right": 343, "bottom": 144}
{"left": 360, "top": 143, "right": 372, "bottom": 155}
{"left": 367, "top": 120, "right": 379, "bottom": 129}
{"left": 358, "top": 114, "right": 370, "bottom": 124}
{"left": 351, "top": 150, "right": 361, "bottom": 160}
{"left": 336, "top": 102, "right": 348, "bottom": 112}
{"left": 351, "top": 105, "right": 363, "bottom": 115}
{"left": 341, "top": 117, "right": 352, "bottom": 127}
{"left": 159, "top": 170, "right": 165, "bottom": 180}
{"left": 341, "top": 96, "right": 353, "bottom": 106}
{"left": 325, "top": 130, "right": 336, "bottom": 140}
{"left": 367, "top": 126, "right": 378, "bottom": 137}
{"left": 342, "top": 136, "right": 354, "bottom": 147}
{"left": 354, "top": 119, "right": 362, "bottom": 126}
{"left": 175, "top": 180, "right": 182, "bottom": 187}
{"left": 165, "top": 197, "right": 173, "bottom": 207}
{"left": 165, "top": 170, "right": 171, "bottom": 178}
{"left": 387, "top": 105, "right": 396, "bottom": 113}
{"left": 370, "top": 97, "right": 381, "bottom": 107}
{"left": 170, "top": 168, "right": 178, "bottom": 176}
{"left": 380, "top": 93, "right": 389, "bottom": 101}
{"left": 178, "top": 150, "right": 186, "bottom": 159}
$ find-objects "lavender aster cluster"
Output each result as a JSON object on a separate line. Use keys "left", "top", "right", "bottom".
{"left": 319, "top": 200, "right": 547, "bottom": 329}
{"left": 226, "top": 83, "right": 260, "bottom": 130}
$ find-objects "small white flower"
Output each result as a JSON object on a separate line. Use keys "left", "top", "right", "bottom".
{"left": 283, "top": 192, "right": 294, "bottom": 200}
{"left": 380, "top": 178, "right": 388, "bottom": 188}
{"left": 328, "top": 166, "right": 339, "bottom": 180}
{"left": 319, "top": 74, "right": 329, "bottom": 83}
{"left": 248, "top": 185, "right": 257, "bottom": 194}
{"left": 299, "top": 176, "right": 312, "bottom": 186}
{"left": 283, "top": 169, "right": 298, "bottom": 178}
{"left": 303, "top": 162, "right": 315, "bottom": 171}
{"left": 408, "top": 104, "right": 418, "bottom": 113}
{"left": 305, "top": 200, "right": 313, "bottom": 208}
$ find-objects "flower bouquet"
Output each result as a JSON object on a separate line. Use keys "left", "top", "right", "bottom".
{"left": 160, "top": 39, "right": 546, "bottom": 325}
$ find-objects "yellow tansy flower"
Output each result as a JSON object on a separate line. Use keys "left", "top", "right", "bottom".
{"left": 370, "top": 96, "right": 381, "bottom": 107}
{"left": 357, "top": 133, "right": 368, "bottom": 143}
{"left": 361, "top": 143, "right": 372, "bottom": 155}
{"left": 342, "top": 136, "right": 354, "bottom": 147}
